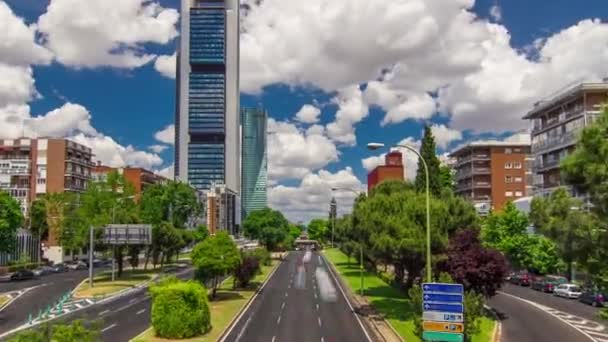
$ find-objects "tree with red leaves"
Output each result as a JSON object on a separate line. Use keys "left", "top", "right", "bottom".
{"left": 439, "top": 228, "right": 508, "bottom": 297}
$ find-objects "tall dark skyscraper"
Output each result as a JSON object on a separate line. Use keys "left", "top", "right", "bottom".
{"left": 176, "top": 0, "right": 240, "bottom": 193}
{"left": 240, "top": 107, "right": 267, "bottom": 220}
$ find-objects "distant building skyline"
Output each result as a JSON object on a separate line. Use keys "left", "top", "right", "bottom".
{"left": 240, "top": 107, "right": 267, "bottom": 220}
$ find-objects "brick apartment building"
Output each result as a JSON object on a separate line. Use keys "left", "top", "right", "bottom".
{"left": 523, "top": 81, "right": 608, "bottom": 198}
{"left": 92, "top": 164, "right": 168, "bottom": 200}
{"left": 0, "top": 137, "right": 93, "bottom": 217}
{"left": 367, "top": 151, "right": 405, "bottom": 193}
{"left": 450, "top": 139, "right": 532, "bottom": 214}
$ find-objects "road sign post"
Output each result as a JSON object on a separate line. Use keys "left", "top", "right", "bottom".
{"left": 102, "top": 224, "right": 152, "bottom": 282}
{"left": 422, "top": 283, "right": 465, "bottom": 342}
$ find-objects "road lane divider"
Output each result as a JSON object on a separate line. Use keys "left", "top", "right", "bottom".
{"left": 218, "top": 256, "right": 284, "bottom": 342}
{"left": 101, "top": 323, "right": 117, "bottom": 333}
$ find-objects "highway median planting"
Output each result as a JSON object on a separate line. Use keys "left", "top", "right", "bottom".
{"left": 73, "top": 269, "right": 159, "bottom": 300}
{"left": 324, "top": 248, "right": 496, "bottom": 342}
{"left": 131, "top": 260, "right": 278, "bottom": 342}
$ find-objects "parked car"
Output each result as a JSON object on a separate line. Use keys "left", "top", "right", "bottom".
{"left": 554, "top": 284, "right": 582, "bottom": 299}
{"left": 10, "top": 269, "right": 35, "bottom": 281}
{"left": 32, "top": 266, "right": 54, "bottom": 277}
{"left": 66, "top": 261, "right": 87, "bottom": 270}
{"left": 531, "top": 277, "right": 546, "bottom": 291}
{"left": 542, "top": 275, "right": 569, "bottom": 293}
{"left": 579, "top": 289, "right": 607, "bottom": 307}
{"left": 510, "top": 272, "right": 533, "bottom": 286}
{"left": 50, "top": 263, "right": 69, "bottom": 273}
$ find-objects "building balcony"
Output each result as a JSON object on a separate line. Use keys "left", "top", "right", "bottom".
{"left": 532, "top": 130, "right": 579, "bottom": 155}
{"left": 66, "top": 157, "right": 94, "bottom": 167}
{"left": 534, "top": 158, "right": 563, "bottom": 172}
{"left": 455, "top": 154, "right": 491, "bottom": 167}
{"left": 455, "top": 167, "right": 491, "bottom": 180}
{"left": 0, "top": 168, "right": 30, "bottom": 175}
{"left": 532, "top": 108, "right": 585, "bottom": 134}
{"left": 64, "top": 170, "right": 91, "bottom": 179}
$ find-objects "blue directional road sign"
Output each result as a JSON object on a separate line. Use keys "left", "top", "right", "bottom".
{"left": 423, "top": 293, "right": 463, "bottom": 303}
{"left": 423, "top": 302, "right": 464, "bottom": 313}
{"left": 422, "top": 283, "right": 463, "bottom": 294}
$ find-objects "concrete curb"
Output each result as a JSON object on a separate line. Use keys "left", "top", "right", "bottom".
{"left": 217, "top": 260, "right": 282, "bottom": 342}
{"left": 484, "top": 304, "right": 502, "bottom": 342}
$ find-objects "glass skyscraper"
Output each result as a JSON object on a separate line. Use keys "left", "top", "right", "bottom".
{"left": 241, "top": 108, "right": 268, "bottom": 220}
{"left": 176, "top": 0, "right": 240, "bottom": 194}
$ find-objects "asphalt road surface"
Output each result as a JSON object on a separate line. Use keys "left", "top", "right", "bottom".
{"left": 488, "top": 292, "right": 592, "bottom": 342}
{"left": 223, "top": 250, "right": 371, "bottom": 342}
{"left": 501, "top": 283, "right": 600, "bottom": 321}
{"left": 0, "top": 269, "right": 95, "bottom": 333}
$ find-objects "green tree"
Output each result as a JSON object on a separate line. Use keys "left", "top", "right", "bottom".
{"left": 415, "top": 124, "right": 442, "bottom": 196}
{"left": 243, "top": 208, "right": 289, "bottom": 251}
{"left": 192, "top": 224, "right": 209, "bottom": 243}
{"left": 0, "top": 191, "right": 24, "bottom": 254}
{"left": 192, "top": 232, "right": 241, "bottom": 297}
{"left": 29, "top": 199, "right": 48, "bottom": 241}
{"left": 439, "top": 165, "right": 454, "bottom": 193}
{"left": 529, "top": 188, "right": 594, "bottom": 278}
{"left": 307, "top": 218, "right": 329, "bottom": 244}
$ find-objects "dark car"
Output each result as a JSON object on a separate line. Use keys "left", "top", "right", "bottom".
{"left": 579, "top": 289, "right": 607, "bottom": 307}
{"left": 510, "top": 272, "right": 533, "bottom": 286}
{"left": 32, "top": 266, "right": 54, "bottom": 277}
{"left": 10, "top": 269, "right": 35, "bottom": 281}
{"left": 531, "top": 277, "right": 546, "bottom": 291}
{"left": 50, "top": 263, "right": 69, "bottom": 273}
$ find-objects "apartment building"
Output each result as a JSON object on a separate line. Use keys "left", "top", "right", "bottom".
{"left": 450, "top": 140, "right": 532, "bottom": 214}
{"left": 367, "top": 151, "right": 405, "bottom": 193}
{"left": 0, "top": 138, "right": 93, "bottom": 217}
{"left": 523, "top": 81, "right": 608, "bottom": 198}
{"left": 92, "top": 164, "right": 168, "bottom": 200}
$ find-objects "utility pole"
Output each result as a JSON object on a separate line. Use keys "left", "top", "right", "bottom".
{"left": 330, "top": 197, "right": 337, "bottom": 248}
{"left": 89, "top": 226, "right": 94, "bottom": 288}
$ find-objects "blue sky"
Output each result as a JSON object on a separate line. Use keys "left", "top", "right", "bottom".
{"left": 1, "top": 0, "right": 607, "bottom": 221}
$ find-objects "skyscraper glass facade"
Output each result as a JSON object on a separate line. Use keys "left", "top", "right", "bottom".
{"left": 185, "top": 1, "right": 228, "bottom": 191}
{"left": 241, "top": 108, "right": 267, "bottom": 220}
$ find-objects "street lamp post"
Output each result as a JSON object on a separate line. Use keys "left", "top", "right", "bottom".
{"left": 331, "top": 187, "right": 366, "bottom": 296}
{"left": 367, "top": 142, "right": 432, "bottom": 283}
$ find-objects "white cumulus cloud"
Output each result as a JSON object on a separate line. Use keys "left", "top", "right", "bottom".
{"left": 430, "top": 124, "right": 463, "bottom": 149}
{"left": 489, "top": 5, "right": 502, "bottom": 22}
{"left": 326, "top": 85, "right": 369, "bottom": 145}
{"left": 37, "top": 0, "right": 179, "bottom": 68}
{"left": 294, "top": 104, "right": 321, "bottom": 124}
{"left": 154, "top": 52, "right": 176, "bottom": 79}
{"left": 149, "top": 144, "right": 169, "bottom": 153}
{"left": 154, "top": 124, "right": 175, "bottom": 145}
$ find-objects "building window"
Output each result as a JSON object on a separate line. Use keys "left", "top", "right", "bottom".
{"left": 37, "top": 178, "right": 46, "bottom": 184}
{"left": 514, "top": 162, "right": 522, "bottom": 169}
{"left": 515, "top": 191, "right": 523, "bottom": 197}
{"left": 514, "top": 148, "right": 521, "bottom": 152}
{"left": 505, "top": 162, "right": 512, "bottom": 169}
{"left": 505, "top": 176, "right": 513, "bottom": 183}
{"left": 514, "top": 176, "right": 523, "bottom": 183}
{"left": 505, "top": 191, "right": 513, "bottom": 197}
{"left": 505, "top": 148, "right": 512, "bottom": 154}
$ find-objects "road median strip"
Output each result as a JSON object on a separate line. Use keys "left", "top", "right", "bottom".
{"left": 130, "top": 259, "right": 281, "bottom": 342}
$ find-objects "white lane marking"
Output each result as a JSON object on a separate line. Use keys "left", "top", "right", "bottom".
{"left": 316, "top": 303, "right": 320, "bottom": 311}
{"left": 318, "top": 317, "right": 322, "bottom": 327}
{"left": 136, "top": 309, "right": 146, "bottom": 315}
{"left": 271, "top": 336, "right": 276, "bottom": 342}
{"left": 281, "top": 302, "right": 286, "bottom": 310}
{"left": 314, "top": 292, "right": 318, "bottom": 299}
{"left": 321, "top": 338, "right": 325, "bottom": 342}
{"left": 116, "top": 304, "right": 132, "bottom": 312}
{"left": 277, "top": 315, "right": 281, "bottom": 325}
{"left": 235, "top": 316, "right": 252, "bottom": 342}
{"left": 99, "top": 309, "right": 110, "bottom": 316}
{"left": 318, "top": 256, "right": 322, "bottom": 265}
{"left": 129, "top": 298, "right": 137, "bottom": 303}
{"left": 101, "top": 323, "right": 117, "bottom": 332}
{"left": 322, "top": 253, "right": 372, "bottom": 342}
{"left": 285, "top": 292, "right": 288, "bottom": 298}
{"left": 497, "top": 291, "right": 596, "bottom": 341}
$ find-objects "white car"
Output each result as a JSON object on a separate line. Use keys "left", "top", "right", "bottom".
{"left": 554, "top": 284, "right": 582, "bottom": 299}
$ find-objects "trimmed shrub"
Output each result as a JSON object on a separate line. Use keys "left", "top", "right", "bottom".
{"left": 150, "top": 280, "right": 211, "bottom": 339}
{"left": 234, "top": 255, "right": 260, "bottom": 288}
{"left": 250, "top": 247, "right": 271, "bottom": 266}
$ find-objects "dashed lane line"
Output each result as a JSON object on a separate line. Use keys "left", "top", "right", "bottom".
{"left": 101, "top": 323, "right": 117, "bottom": 333}
{"left": 99, "top": 309, "right": 110, "bottom": 316}
{"left": 277, "top": 315, "right": 281, "bottom": 325}
{"left": 136, "top": 309, "right": 146, "bottom": 315}
{"left": 318, "top": 317, "right": 322, "bottom": 327}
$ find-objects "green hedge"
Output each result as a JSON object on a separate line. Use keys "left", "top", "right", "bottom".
{"left": 150, "top": 280, "right": 211, "bottom": 339}
{"left": 250, "top": 247, "right": 271, "bottom": 266}
{"left": 8, "top": 262, "right": 41, "bottom": 272}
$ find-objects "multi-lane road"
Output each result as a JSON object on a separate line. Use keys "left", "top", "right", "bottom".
{"left": 223, "top": 250, "right": 373, "bottom": 342}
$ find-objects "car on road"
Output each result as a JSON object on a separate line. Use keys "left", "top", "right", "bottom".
{"left": 32, "top": 266, "right": 54, "bottom": 277}
{"left": 50, "top": 263, "right": 69, "bottom": 273}
{"left": 554, "top": 284, "right": 582, "bottom": 299}
{"left": 579, "top": 289, "right": 607, "bottom": 307}
{"left": 10, "top": 269, "right": 35, "bottom": 281}
{"left": 531, "top": 277, "right": 547, "bottom": 291}
{"left": 510, "top": 272, "right": 533, "bottom": 286}
{"left": 66, "top": 261, "right": 87, "bottom": 270}
{"left": 542, "top": 275, "right": 568, "bottom": 293}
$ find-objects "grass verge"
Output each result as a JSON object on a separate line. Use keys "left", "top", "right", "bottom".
{"left": 0, "top": 294, "right": 9, "bottom": 307}
{"left": 324, "top": 248, "right": 496, "bottom": 342}
{"left": 131, "top": 260, "right": 279, "bottom": 342}
{"left": 73, "top": 269, "right": 159, "bottom": 299}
